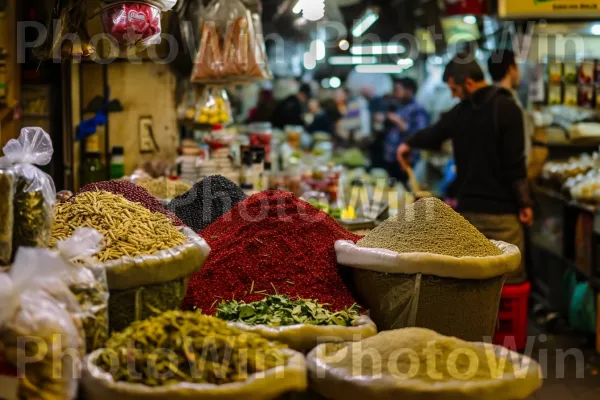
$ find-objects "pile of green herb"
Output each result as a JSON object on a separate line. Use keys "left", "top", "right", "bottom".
{"left": 95, "top": 311, "right": 288, "bottom": 387}
{"left": 216, "top": 295, "right": 361, "bottom": 327}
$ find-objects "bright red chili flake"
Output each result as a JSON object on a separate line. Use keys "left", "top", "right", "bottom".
{"left": 183, "top": 190, "right": 361, "bottom": 314}
{"left": 76, "top": 181, "right": 185, "bottom": 227}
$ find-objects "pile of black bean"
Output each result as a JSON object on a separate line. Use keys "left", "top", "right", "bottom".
{"left": 167, "top": 175, "right": 246, "bottom": 232}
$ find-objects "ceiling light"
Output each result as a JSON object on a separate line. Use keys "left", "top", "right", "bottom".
{"left": 463, "top": 15, "right": 477, "bottom": 25}
{"left": 339, "top": 39, "right": 350, "bottom": 51}
{"left": 304, "top": 53, "right": 317, "bottom": 70}
{"left": 397, "top": 58, "right": 414, "bottom": 68}
{"left": 351, "top": 9, "right": 379, "bottom": 37}
{"left": 293, "top": 1, "right": 303, "bottom": 14}
{"left": 592, "top": 24, "right": 600, "bottom": 35}
{"left": 328, "top": 56, "right": 377, "bottom": 65}
{"left": 302, "top": 0, "right": 325, "bottom": 21}
{"left": 321, "top": 78, "right": 331, "bottom": 88}
{"left": 311, "top": 39, "right": 326, "bottom": 61}
{"left": 329, "top": 77, "right": 342, "bottom": 88}
{"left": 356, "top": 64, "right": 404, "bottom": 74}
{"left": 350, "top": 43, "right": 406, "bottom": 55}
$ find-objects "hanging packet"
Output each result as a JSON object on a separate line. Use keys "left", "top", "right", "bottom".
{"left": 0, "top": 247, "right": 85, "bottom": 400}
{"left": 1, "top": 127, "right": 56, "bottom": 263}
{"left": 195, "top": 86, "right": 233, "bottom": 125}
{"left": 192, "top": 0, "right": 271, "bottom": 83}
{"left": 56, "top": 228, "right": 110, "bottom": 353}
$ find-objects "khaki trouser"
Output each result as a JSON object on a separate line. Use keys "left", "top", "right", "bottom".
{"left": 462, "top": 213, "right": 527, "bottom": 285}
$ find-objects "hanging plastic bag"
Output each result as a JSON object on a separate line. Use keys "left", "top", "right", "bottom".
{"left": 100, "top": 1, "right": 164, "bottom": 53}
{"left": 195, "top": 86, "right": 233, "bottom": 125}
{"left": 0, "top": 247, "right": 85, "bottom": 400}
{"left": 191, "top": 0, "right": 271, "bottom": 83}
{"left": 0, "top": 127, "right": 56, "bottom": 263}
{"left": 56, "top": 228, "right": 110, "bottom": 353}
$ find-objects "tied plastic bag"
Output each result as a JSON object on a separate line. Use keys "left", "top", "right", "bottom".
{"left": 56, "top": 228, "right": 110, "bottom": 353}
{"left": 0, "top": 247, "right": 85, "bottom": 400}
{"left": 195, "top": 86, "right": 233, "bottom": 125}
{"left": 192, "top": 0, "right": 271, "bottom": 83}
{"left": 100, "top": 1, "right": 163, "bottom": 53}
{"left": 1, "top": 127, "right": 56, "bottom": 263}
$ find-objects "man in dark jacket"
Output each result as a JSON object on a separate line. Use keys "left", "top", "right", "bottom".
{"left": 397, "top": 52, "right": 532, "bottom": 284}
{"left": 271, "top": 83, "right": 312, "bottom": 129}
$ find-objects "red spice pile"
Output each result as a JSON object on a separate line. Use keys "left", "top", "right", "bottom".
{"left": 183, "top": 190, "right": 360, "bottom": 314}
{"left": 76, "top": 181, "right": 184, "bottom": 226}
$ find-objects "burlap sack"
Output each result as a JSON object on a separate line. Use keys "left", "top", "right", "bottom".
{"left": 336, "top": 240, "right": 521, "bottom": 341}
{"left": 229, "top": 315, "right": 377, "bottom": 352}
{"left": 307, "top": 337, "right": 542, "bottom": 400}
{"left": 82, "top": 348, "right": 307, "bottom": 400}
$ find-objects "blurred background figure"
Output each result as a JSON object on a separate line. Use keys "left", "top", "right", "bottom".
{"left": 246, "top": 89, "right": 277, "bottom": 123}
{"left": 271, "top": 83, "right": 313, "bottom": 129}
{"left": 334, "top": 87, "right": 371, "bottom": 147}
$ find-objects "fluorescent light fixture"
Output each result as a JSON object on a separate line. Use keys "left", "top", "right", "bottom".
{"left": 328, "top": 56, "right": 377, "bottom": 65}
{"left": 310, "top": 40, "right": 326, "bottom": 61}
{"left": 304, "top": 53, "right": 316, "bottom": 70}
{"left": 293, "top": 1, "right": 303, "bottom": 14}
{"left": 350, "top": 43, "right": 406, "bottom": 55}
{"left": 397, "top": 58, "right": 414, "bottom": 68}
{"left": 592, "top": 24, "right": 600, "bottom": 35}
{"left": 329, "top": 77, "right": 342, "bottom": 88}
{"left": 356, "top": 64, "right": 405, "bottom": 74}
{"left": 339, "top": 40, "right": 350, "bottom": 51}
{"left": 351, "top": 9, "right": 379, "bottom": 37}
{"left": 463, "top": 15, "right": 477, "bottom": 25}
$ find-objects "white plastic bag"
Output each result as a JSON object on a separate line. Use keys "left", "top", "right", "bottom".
{"left": 1, "top": 127, "right": 56, "bottom": 259}
{"left": 0, "top": 247, "right": 85, "bottom": 400}
{"left": 56, "top": 228, "right": 110, "bottom": 353}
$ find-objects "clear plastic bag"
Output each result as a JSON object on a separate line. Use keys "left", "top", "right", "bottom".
{"left": 100, "top": 1, "right": 163, "bottom": 53}
{"left": 0, "top": 247, "right": 85, "bottom": 400}
{"left": 1, "top": 127, "right": 56, "bottom": 262}
{"left": 56, "top": 228, "right": 110, "bottom": 353}
{"left": 195, "top": 86, "right": 233, "bottom": 125}
{"left": 191, "top": 0, "right": 271, "bottom": 83}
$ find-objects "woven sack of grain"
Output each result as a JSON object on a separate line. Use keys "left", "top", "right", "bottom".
{"left": 336, "top": 240, "right": 519, "bottom": 341}
{"left": 228, "top": 315, "right": 378, "bottom": 353}
{"left": 306, "top": 328, "right": 542, "bottom": 400}
{"left": 101, "top": 228, "right": 211, "bottom": 332}
{"left": 82, "top": 348, "right": 307, "bottom": 400}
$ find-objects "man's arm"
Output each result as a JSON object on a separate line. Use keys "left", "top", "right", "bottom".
{"left": 498, "top": 96, "right": 534, "bottom": 223}
{"left": 405, "top": 110, "right": 452, "bottom": 151}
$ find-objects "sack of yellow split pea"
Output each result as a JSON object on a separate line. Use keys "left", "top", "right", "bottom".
{"left": 50, "top": 189, "right": 211, "bottom": 333}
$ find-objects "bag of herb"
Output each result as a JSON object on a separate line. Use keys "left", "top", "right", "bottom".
{"left": 307, "top": 328, "right": 542, "bottom": 400}
{"left": 0, "top": 164, "right": 14, "bottom": 266}
{"left": 0, "top": 247, "right": 85, "bottom": 400}
{"left": 335, "top": 198, "right": 522, "bottom": 341}
{"left": 1, "top": 127, "right": 56, "bottom": 262}
{"left": 102, "top": 227, "right": 211, "bottom": 333}
{"left": 55, "top": 227, "right": 110, "bottom": 353}
{"left": 217, "top": 295, "right": 377, "bottom": 352}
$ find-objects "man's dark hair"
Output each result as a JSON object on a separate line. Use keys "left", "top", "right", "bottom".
{"left": 487, "top": 49, "right": 517, "bottom": 83}
{"left": 395, "top": 78, "right": 418, "bottom": 94}
{"left": 443, "top": 52, "right": 485, "bottom": 84}
{"left": 320, "top": 98, "right": 342, "bottom": 123}
{"left": 298, "top": 83, "right": 313, "bottom": 99}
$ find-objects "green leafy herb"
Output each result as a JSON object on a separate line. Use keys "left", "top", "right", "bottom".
{"left": 216, "top": 295, "right": 361, "bottom": 327}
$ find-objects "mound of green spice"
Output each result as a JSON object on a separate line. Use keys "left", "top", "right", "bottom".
{"left": 216, "top": 295, "right": 360, "bottom": 327}
{"left": 358, "top": 197, "right": 502, "bottom": 258}
{"left": 96, "top": 311, "right": 288, "bottom": 387}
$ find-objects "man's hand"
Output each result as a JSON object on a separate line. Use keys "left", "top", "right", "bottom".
{"left": 397, "top": 143, "right": 412, "bottom": 170}
{"left": 519, "top": 207, "right": 534, "bottom": 227}
{"left": 387, "top": 112, "right": 408, "bottom": 132}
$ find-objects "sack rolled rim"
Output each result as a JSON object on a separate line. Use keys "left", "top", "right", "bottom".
{"left": 83, "top": 347, "right": 307, "bottom": 396}
{"left": 335, "top": 240, "right": 521, "bottom": 280}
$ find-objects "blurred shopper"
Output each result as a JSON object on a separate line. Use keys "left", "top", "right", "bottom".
{"left": 334, "top": 87, "right": 371, "bottom": 147}
{"left": 307, "top": 99, "right": 343, "bottom": 136}
{"left": 247, "top": 89, "right": 277, "bottom": 123}
{"left": 397, "top": 53, "right": 532, "bottom": 284}
{"left": 383, "top": 78, "right": 429, "bottom": 184}
{"left": 271, "top": 83, "right": 312, "bottom": 129}
{"left": 488, "top": 49, "right": 534, "bottom": 165}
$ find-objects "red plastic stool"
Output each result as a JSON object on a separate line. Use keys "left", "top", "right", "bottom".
{"left": 493, "top": 281, "right": 531, "bottom": 351}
